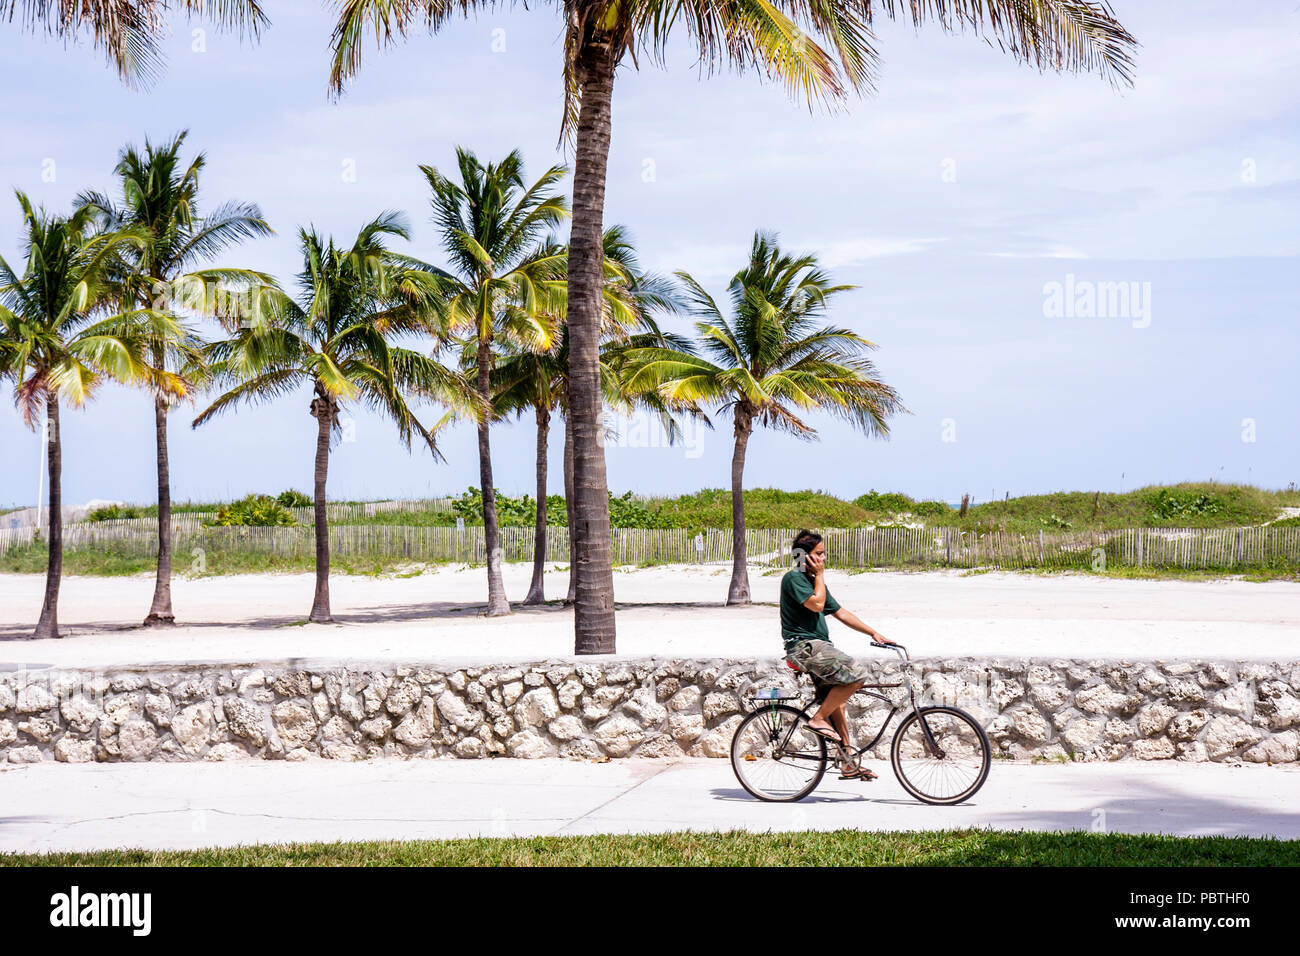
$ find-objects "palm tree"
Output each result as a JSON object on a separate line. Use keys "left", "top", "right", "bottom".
{"left": 3, "top": 1, "right": 268, "bottom": 87}
{"left": 193, "top": 212, "right": 464, "bottom": 623}
{"left": 493, "top": 225, "right": 692, "bottom": 605}
{"left": 80, "top": 130, "right": 272, "bottom": 627}
{"left": 328, "top": 0, "right": 1137, "bottom": 653}
{"left": 626, "top": 230, "right": 905, "bottom": 604}
{"left": 0, "top": 191, "right": 186, "bottom": 639}
{"left": 420, "top": 148, "right": 569, "bottom": 617}
{"left": 490, "top": 340, "right": 565, "bottom": 605}
{"left": 26, "top": 1, "right": 1134, "bottom": 651}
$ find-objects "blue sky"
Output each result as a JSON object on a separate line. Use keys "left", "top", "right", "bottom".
{"left": 1, "top": 0, "right": 1296, "bottom": 509}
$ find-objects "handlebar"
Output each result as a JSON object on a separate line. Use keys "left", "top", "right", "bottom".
{"left": 872, "top": 641, "right": 909, "bottom": 662}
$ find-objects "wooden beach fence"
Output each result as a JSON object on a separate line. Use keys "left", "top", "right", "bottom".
{"left": 1, "top": 519, "right": 1297, "bottom": 572}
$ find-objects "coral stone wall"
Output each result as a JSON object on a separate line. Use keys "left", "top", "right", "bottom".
{"left": 2, "top": 657, "right": 1297, "bottom": 765}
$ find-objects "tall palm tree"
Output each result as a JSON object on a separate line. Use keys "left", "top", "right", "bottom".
{"left": 626, "top": 230, "right": 905, "bottom": 604}
{"left": 0, "top": 191, "right": 186, "bottom": 639}
{"left": 493, "top": 225, "right": 692, "bottom": 605}
{"left": 329, "top": 0, "right": 1137, "bottom": 653}
{"left": 420, "top": 148, "right": 569, "bottom": 617}
{"left": 193, "top": 212, "right": 464, "bottom": 623}
{"left": 80, "top": 130, "right": 272, "bottom": 627}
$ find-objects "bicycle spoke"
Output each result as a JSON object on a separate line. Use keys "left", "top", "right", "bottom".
{"left": 892, "top": 708, "right": 990, "bottom": 805}
{"left": 731, "top": 704, "right": 827, "bottom": 801}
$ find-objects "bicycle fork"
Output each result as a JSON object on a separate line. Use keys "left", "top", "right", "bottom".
{"left": 913, "top": 705, "right": 946, "bottom": 759}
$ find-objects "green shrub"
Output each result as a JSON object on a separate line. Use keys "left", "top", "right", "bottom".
{"left": 276, "top": 489, "right": 312, "bottom": 508}
{"left": 608, "top": 491, "right": 674, "bottom": 529}
{"left": 204, "top": 494, "right": 298, "bottom": 527}
{"left": 853, "top": 491, "right": 913, "bottom": 513}
{"left": 649, "top": 488, "right": 867, "bottom": 528}
{"left": 1147, "top": 489, "right": 1223, "bottom": 522}
{"left": 87, "top": 504, "right": 141, "bottom": 521}
{"left": 912, "top": 500, "right": 950, "bottom": 517}
{"left": 450, "top": 487, "right": 568, "bottom": 528}
{"left": 451, "top": 487, "right": 667, "bottom": 530}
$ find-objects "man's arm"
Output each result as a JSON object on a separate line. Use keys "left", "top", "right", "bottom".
{"left": 800, "top": 552, "right": 827, "bottom": 612}
{"left": 830, "top": 608, "right": 894, "bottom": 644}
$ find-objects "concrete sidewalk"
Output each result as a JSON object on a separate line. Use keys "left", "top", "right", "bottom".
{"left": 2, "top": 758, "right": 1298, "bottom": 854}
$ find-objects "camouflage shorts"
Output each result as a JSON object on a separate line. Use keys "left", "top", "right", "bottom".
{"left": 786, "top": 639, "right": 871, "bottom": 686}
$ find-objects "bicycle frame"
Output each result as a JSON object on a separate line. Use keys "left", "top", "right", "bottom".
{"left": 750, "top": 642, "right": 945, "bottom": 762}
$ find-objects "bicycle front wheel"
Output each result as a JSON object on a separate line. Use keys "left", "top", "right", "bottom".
{"left": 730, "top": 703, "right": 828, "bottom": 802}
{"left": 890, "top": 706, "right": 991, "bottom": 806}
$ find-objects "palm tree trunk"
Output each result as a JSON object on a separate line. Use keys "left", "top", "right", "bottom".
{"left": 309, "top": 392, "right": 333, "bottom": 623}
{"left": 524, "top": 403, "right": 549, "bottom": 605}
{"left": 727, "top": 408, "right": 754, "bottom": 605}
{"left": 476, "top": 336, "right": 510, "bottom": 616}
{"left": 567, "top": 39, "right": 619, "bottom": 653}
{"left": 33, "top": 395, "right": 61, "bottom": 640}
{"left": 563, "top": 414, "right": 576, "bottom": 606}
{"left": 144, "top": 391, "right": 175, "bottom": 625}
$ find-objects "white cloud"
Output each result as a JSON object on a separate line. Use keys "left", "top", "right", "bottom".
{"left": 988, "top": 244, "right": 1089, "bottom": 260}
{"left": 646, "top": 235, "right": 942, "bottom": 279}
{"left": 806, "top": 236, "right": 946, "bottom": 268}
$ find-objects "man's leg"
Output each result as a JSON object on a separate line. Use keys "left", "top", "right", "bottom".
{"left": 829, "top": 704, "right": 850, "bottom": 745}
{"left": 828, "top": 704, "right": 854, "bottom": 770}
{"left": 807, "top": 682, "right": 862, "bottom": 741}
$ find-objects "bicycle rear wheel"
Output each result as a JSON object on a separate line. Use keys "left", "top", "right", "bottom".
{"left": 890, "top": 706, "right": 990, "bottom": 806}
{"left": 730, "top": 703, "right": 828, "bottom": 802}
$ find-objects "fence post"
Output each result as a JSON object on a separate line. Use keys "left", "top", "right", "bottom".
{"left": 1235, "top": 530, "right": 1243, "bottom": 566}
{"left": 1037, "top": 529, "right": 1044, "bottom": 566}
{"left": 945, "top": 528, "right": 952, "bottom": 566}
{"left": 1136, "top": 530, "right": 1143, "bottom": 567}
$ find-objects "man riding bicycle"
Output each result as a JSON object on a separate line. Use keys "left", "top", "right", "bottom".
{"left": 781, "top": 529, "right": 896, "bottom": 781}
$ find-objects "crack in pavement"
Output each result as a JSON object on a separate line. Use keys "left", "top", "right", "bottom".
{"left": 547, "top": 762, "right": 676, "bottom": 837}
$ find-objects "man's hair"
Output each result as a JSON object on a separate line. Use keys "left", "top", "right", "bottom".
{"left": 792, "top": 529, "right": 823, "bottom": 556}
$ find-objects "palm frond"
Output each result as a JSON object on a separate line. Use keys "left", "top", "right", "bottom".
{"left": 191, "top": 366, "right": 304, "bottom": 427}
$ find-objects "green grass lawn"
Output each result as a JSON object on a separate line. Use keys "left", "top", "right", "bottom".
{"left": 4, "top": 829, "right": 1298, "bottom": 867}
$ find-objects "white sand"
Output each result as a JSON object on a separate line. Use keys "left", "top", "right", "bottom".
{"left": 1, "top": 564, "right": 1297, "bottom": 668}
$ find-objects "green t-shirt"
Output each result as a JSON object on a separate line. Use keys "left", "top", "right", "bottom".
{"left": 780, "top": 568, "right": 841, "bottom": 652}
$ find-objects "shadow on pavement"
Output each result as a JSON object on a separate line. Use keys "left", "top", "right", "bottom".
{"left": 978, "top": 771, "right": 1300, "bottom": 837}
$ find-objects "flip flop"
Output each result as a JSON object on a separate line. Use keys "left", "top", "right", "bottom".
{"left": 804, "top": 723, "right": 843, "bottom": 745}
{"left": 839, "top": 764, "right": 879, "bottom": 781}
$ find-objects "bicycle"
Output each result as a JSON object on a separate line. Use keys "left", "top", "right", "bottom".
{"left": 729, "top": 642, "right": 991, "bottom": 805}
